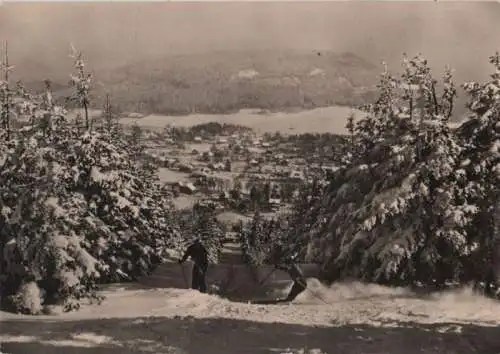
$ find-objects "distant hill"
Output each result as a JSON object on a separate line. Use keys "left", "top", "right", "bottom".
{"left": 40, "top": 50, "right": 380, "bottom": 116}
{"left": 23, "top": 80, "right": 68, "bottom": 93}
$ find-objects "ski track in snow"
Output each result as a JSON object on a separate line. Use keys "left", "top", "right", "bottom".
{"left": 1, "top": 279, "right": 500, "bottom": 354}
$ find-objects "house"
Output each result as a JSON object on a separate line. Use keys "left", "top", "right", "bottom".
{"left": 261, "top": 165, "right": 275, "bottom": 174}
{"left": 217, "top": 137, "right": 228, "bottom": 144}
{"left": 240, "top": 188, "right": 251, "bottom": 198}
{"left": 192, "top": 167, "right": 211, "bottom": 178}
{"left": 212, "top": 162, "right": 226, "bottom": 171}
{"left": 178, "top": 163, "right": 193, "bottom": 173}
{"left": 268, "top": 197, "right": 282, "bottom": 211}
{"left": 194, "top": 136, "right": 203, "bottom": 143}
{"left": 202, "top": 151, "right": 214, "bottom": 161}
{"left": 289, "top": 170, "right": 305, "bottom": 180}
{"left": 157, "top": 156, "right": 168, "bottom": 167}
{"left": 219, "top": 191, "right": 231, "bottom": 201}
{"left": 208, "top": 163, "right": 226, "bottom": 171}
{"left": 269, "top": 197, "right": 281, "bottom": 205}
{"left": 162, "top": 158, "right": 176, "bottom": 168}
{"left": 177, "top": 181, "right": 197, "bottom": 195}
{"left": 321, "top": 165, "right": 340, "bottom": 173}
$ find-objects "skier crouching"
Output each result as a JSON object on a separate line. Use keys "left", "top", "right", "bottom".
{"left": 273, "top": 252, "right": 307, "bottom": 302}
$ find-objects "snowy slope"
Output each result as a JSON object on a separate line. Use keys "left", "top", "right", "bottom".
{"left": 2, "top": 239, "right": 500, "bottom": 353}
{"left": 1, "top": 281, "right": 500, "bottom": 354}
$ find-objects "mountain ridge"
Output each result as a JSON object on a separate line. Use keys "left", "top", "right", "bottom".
{"left": 17, "top": 49, "right": 380, "bottom": 116}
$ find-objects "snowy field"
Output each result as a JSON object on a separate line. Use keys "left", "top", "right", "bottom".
{"left": 1, "top": 280, "right": 500, "bottom": 354}
{"left": 157, "top": 168, "right": 191, "bottom": 184}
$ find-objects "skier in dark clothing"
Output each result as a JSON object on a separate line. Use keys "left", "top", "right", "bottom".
{"left": 179, "top": 238, "right": 209, "bottom": 293}
{"left": 272, "top": 250, "right": 307, "bottom": 302}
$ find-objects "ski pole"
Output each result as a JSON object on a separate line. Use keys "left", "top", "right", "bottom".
{"left": 295, "top": 278, "right": 330, "bottom": 305}
{"left": 304, "top": 286, "right": 330, "bottom": 305}
{"left": 259, "top": 267, "right": 277, "bottom": 286}
{"left": 179, "top": 262, "right": 189, "bottom": 288}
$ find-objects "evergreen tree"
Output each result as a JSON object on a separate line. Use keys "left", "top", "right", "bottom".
{"left": 240, "top": 211, "right": 265, "bottom": 265}
{"left": 68, "top": 45, "right": 92, "bottom": 130}
{"left": 130, "top": 123, "right": 143, "bottom": 152}
{"left": 458, "top": 53, "right": 500, "bottom": 293}
{"left": 0, "top": 41, "right": 14, "bottom": 140}
{"left": 0, "top": 49, "right": 181, "bottom": 314}
{"left": 287, "top": 54, "right": 474, "bottom": 287}
{"left": 239, "top": 211, "right": 289, "bottom": 266}
{"left": 176, "top": 203, "right": 225, "bottom": 264}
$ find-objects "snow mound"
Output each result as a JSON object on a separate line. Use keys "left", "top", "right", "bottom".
{"left": 292, "top": 279, "right": 499, "bottom": 306}
{"left": 290, "top": 279, "right": 411, "bottom": 305}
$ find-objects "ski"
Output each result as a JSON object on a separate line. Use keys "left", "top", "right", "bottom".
{"left": 248, "top": 298, "right": 290, "bottom": 305}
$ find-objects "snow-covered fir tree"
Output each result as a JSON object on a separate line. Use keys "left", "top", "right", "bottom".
{"left": 457, "top": 53, "right": 500, "bottom": 293}
{"left": 0, "top": 50, "right": 181, "bottom": 314}
{"left": 287, "top": 54, "right": 497, "bottom": 291}
{"left": 239, "top": 211, "right": 291, "bottom": 266}
{"left": 175, "top": 202, "right": 225, "bottom": 264}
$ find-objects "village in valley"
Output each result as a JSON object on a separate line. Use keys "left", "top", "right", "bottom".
{"left": 132, "top": 118, "right": 342, "bottom": 228}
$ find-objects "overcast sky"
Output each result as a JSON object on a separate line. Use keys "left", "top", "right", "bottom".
{"left": 1, "top": 2, "right": 500, "bottom": 82}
